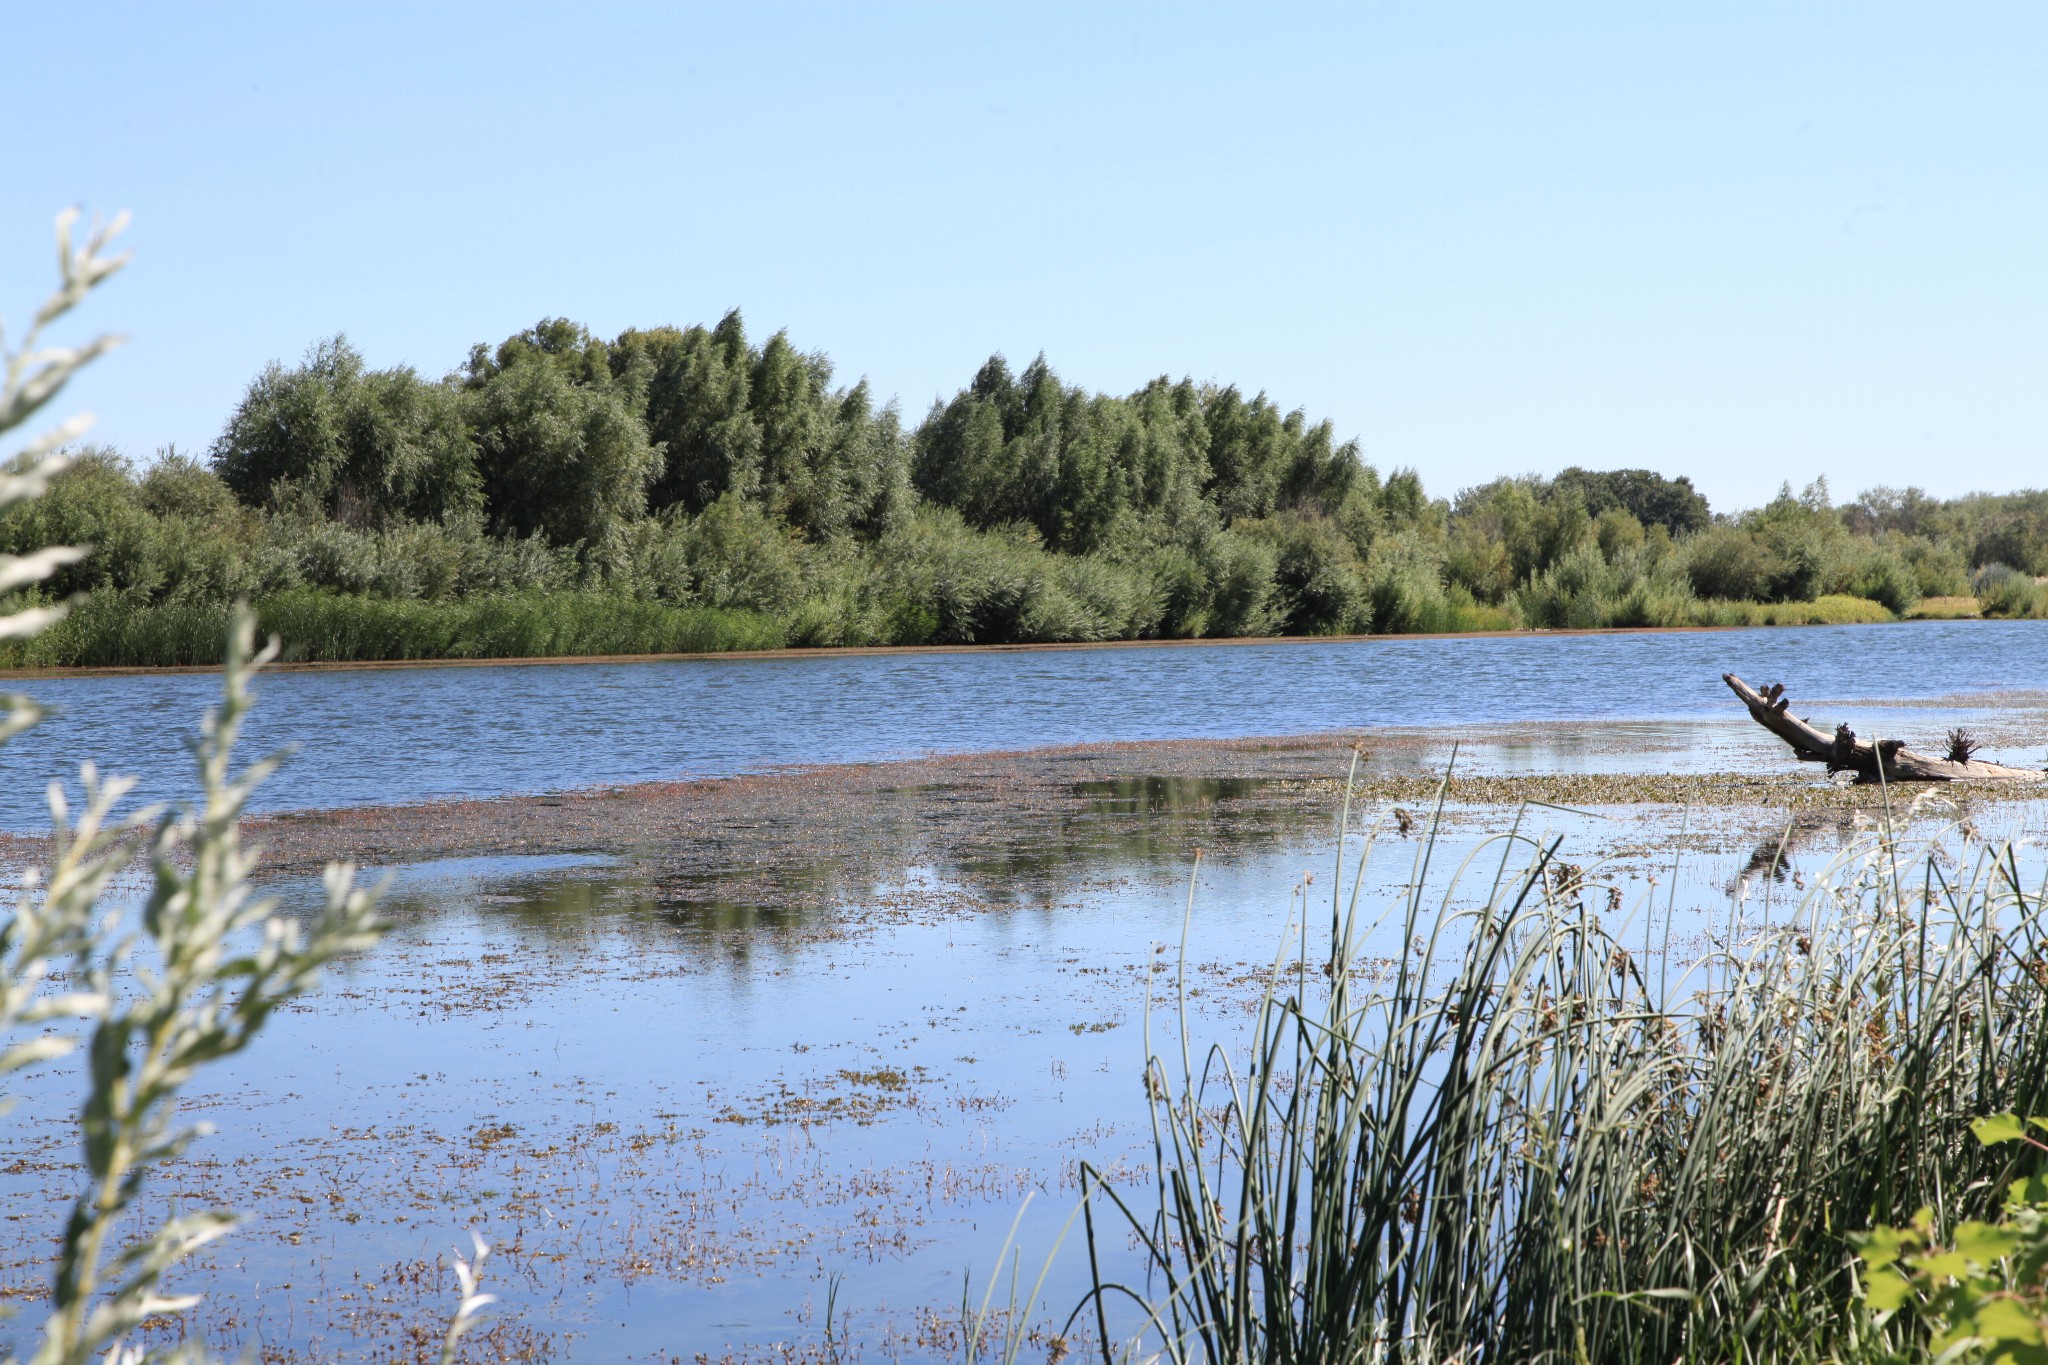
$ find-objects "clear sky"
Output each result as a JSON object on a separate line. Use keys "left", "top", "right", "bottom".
{"left": 7, "top": 2, "right": 2043, "bottom": 513}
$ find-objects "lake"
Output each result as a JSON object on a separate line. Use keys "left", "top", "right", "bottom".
{"left": 1, "top": 622, "right": 2045, "bottom": 1360}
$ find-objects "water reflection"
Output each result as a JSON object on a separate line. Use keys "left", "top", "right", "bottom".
{"left": 321, "top": 772, "right": 1338, "bottom": 960}
{"left": 1071, "top": 774, "right": 1273, "bottom": 812}
{"left": 1729, "top": 812, "right": 1863, "bottom": 891}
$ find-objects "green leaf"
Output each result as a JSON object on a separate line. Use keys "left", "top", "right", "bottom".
{"left": 1976, "top": 1296, "right": 2047, "bottom": 1346}
{"left": 1978, "top": 1113, "right": 2030, "bottom": 1146}
{"left": 1917, "top": 1250, "right": 1972, "bottom": 1279}
{"left": 1857, "top": 1224, "right": 1912, "bottom": 1272}
{"left": 2011, "top": 1175, "right": 2048, "bottom": 1208}
{"left": 1864, "top": 1270, "right": 1913, "bottom": 1311}
{"left": 1957, "top": 1220, "right": 2026, "bottom": 1265}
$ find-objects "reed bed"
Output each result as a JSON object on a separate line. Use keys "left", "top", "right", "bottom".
{"left": 1080, "top": 770, "right": 2048, "bottom": 1364}
{"left": 1, "top": 588, "right": 787, "bottom": 666}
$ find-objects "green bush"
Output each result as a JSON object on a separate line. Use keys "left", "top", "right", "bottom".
{"left": 1193, "top": 530, "right": 1283, "bottom": 638}
{"left": 861, "top": 507, "right": 1161, "bottom": 645}
{"left": 1975, "top": 563, "right": 2048, "bottom": 619}
{"left": 1516, "top": 542, "right": 1698, "bottom": 628}
{"left": 1237, "top": 510, "right": 1370, "bottom": 634}
{"left": 212, "top": 337, "right": 482, "bottom": 524}
{"left": 676, "top": 493, "right": 807, "bottom": 614}
{"left": 1900, "top": 535, "right": 1972, "bottom": 598}
{"left": 1685, "top": 523, "right": 1775, "bottom": 601}
{"left": 1364, "top": 532, "right": 1456, "bottom": 633}
{"left": 1839, "top": 540, "right": 1922, "bottom": 615}
{"left": 1757, "top": 594, "right": 1895, "bottom": 625}
{"left": 1855, "top": 1116, "right": 2048, "bottom": 1363}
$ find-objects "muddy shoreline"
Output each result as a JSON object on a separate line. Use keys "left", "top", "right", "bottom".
{"left": 7, "top": 726, "right": 2034, "bottom": 891}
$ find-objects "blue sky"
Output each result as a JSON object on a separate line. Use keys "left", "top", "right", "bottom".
{"left": 7, "top": 3, "right": 2043, "bottom": 513}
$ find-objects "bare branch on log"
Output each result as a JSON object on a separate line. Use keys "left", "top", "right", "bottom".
{"left": 1723, "top": 674, "right": 2045, "bottom": 783}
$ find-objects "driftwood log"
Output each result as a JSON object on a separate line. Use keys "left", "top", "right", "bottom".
{"left": 1723, "top": 674, "right": 2044, "bottom": 783}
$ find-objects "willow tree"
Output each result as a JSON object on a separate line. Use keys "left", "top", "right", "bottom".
{"left": 211, "top": 336, "right": 479, "bottom": 524}
{"left": 462, "top": 349, "right": 661, "bottom": 546}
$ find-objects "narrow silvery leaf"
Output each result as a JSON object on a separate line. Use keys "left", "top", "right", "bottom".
{"left": 0, "top": 604, "right": 66, "bottom": 638}
{"left": 0, "top": 545, "right": 86, "bottom": 593}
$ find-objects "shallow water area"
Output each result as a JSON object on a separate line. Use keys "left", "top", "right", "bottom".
{"left": 6, "top": 757, "right": 2047, "bottom": 1360}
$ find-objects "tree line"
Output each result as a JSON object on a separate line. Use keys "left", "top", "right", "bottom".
{"left": 4, "top": 312, "right": 2045, "bottom": 665}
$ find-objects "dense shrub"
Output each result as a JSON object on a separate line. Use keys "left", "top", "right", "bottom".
{"left": 1517, "top": 543, "right": 1698, "bottom": 629}
{"left": 1364, "top": 533, "right": 1457, "bottom": 634}
{"left": 464, "top": 352, "right": 661, "bottom": 545}
{"left": 1763, "top": 594, "right": 1895, "bottom": 625}
{"left": 855, "top": 507, "right": 1160, "bottom": 645}
{"left": 1551, "top": 464, "right": 1710, "bottom": 534}
{"left": 1237, "top": 510, "right": 1370, "bottom": 634}
{"left": 1974, "top": 563, "right": 2048, "bottom": 619}
{"left": 0, "top": 589, "right": 788, "bottom": 667}
{"left": 1838, "top": 542, "right": 1920, "bottom": 615}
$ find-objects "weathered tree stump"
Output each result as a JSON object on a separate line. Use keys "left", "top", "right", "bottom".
{"left": 1723, "top": 674, "right": 2044, "bottom": 783}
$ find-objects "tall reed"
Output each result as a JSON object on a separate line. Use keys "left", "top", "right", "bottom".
{"left": 1080, "top": 765, "right": 2048, "bottom": 1363}
{"left": 3, "top": 588, "right": 788, "bottom": 666}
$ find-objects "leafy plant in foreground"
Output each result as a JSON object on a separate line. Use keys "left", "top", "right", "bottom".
{"left": 3, "top": 210, "right": 482, "bottom": 1362}
{"left": 1855, "top": 1116, "right": 2048, "bottom": 1365}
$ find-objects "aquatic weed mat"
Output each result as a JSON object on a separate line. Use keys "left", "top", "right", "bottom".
{"left": 23, "top": 723, "right": 2028, "bottom": 874}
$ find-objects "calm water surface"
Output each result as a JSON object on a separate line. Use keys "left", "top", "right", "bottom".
{"left": 3, "top": 620, "right": 2045, "bottom": 828}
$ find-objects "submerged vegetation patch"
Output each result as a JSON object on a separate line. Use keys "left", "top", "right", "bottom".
{"left": 1311, "top": 768, "right": 2048, "bottom": 810}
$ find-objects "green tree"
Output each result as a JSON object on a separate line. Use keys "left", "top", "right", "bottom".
{"left": 1684, "top": 523, "right": 1773, "bottom": 601}
{"left": 1237, "top": 509, "right": 1369, "bottom": 634}
{"left": 1198, "top": 386, "right": 1360, "bottom": 522}
{"left": 619, "top": 312, "right": 906, "bottom": 540}
{"left": 1550, "top": 466, "right": 1710, "bottom": 535}
{"left": 913, "top": 356, "right": 1362, "bottom": 556}
{"left": 1968, "top": 490, "right": 2048, "bottom": 575}
{"left": 0, "top": 448, "right": 261, "bottom": 604}
{"left": 1444, "top": 477, "right": 1588, "bottom": 598}
{"left": 212, "top": 336, "right": 480, "bottom": 524}
{"left": 465, "top": 353, "right": 661, "bottom": 545}
{"left": 631, "top": 311, "right": 762, "bottom": 516}
{"left": 463, "top": 315, "right": 617, "bottom": 390}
